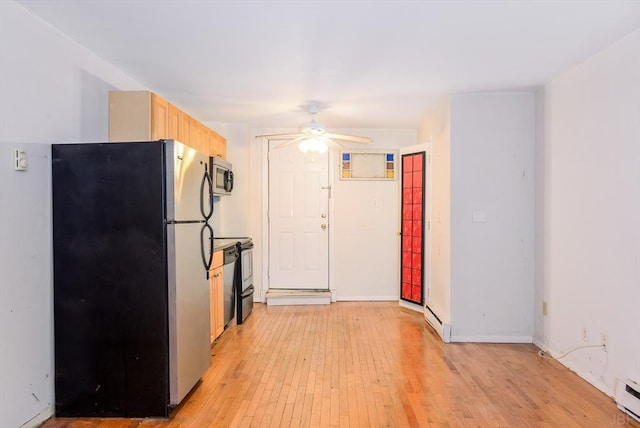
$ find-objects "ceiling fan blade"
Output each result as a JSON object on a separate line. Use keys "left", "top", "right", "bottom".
{"left": 325, "top": 133, "right": 372, "bottom": 144}
{"left": 255, "top": 133, "right": 303, "bottom": 140}
{"left": 324, "top": 138, "right": 345, "bottom": 150}
{"left": 274, "top": 136, "right": 307, "bottom": 149}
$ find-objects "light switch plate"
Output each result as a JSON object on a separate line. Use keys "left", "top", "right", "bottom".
{"left": 14, "top": 149, "right": 28, "bottom": 171}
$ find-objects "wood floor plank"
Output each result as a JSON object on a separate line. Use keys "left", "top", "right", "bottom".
{"left": 42, "top": 302, "right": 639, "bottom": 428}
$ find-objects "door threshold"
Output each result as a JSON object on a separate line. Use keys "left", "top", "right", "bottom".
{"left": 265, "top": 289, "right": 331, "bottom": 306}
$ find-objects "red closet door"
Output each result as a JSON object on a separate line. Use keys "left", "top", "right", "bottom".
{"left": 401, "top": 152, "right": 424, "bottom": 305}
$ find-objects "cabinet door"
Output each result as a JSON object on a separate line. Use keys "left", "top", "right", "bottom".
{"left": 214, "top": 266, "right": 224, "bottom": 338}
{"left": 219, "top": 136, "right": 227, "bottom": 159}
{"left": 191, "top": 121, "right": 203, "bottom": 153}
{"left": 209, "top": 269, "right": 218, "bottom": 345}
{"left": 210, "top": 131, "right": 227, "bottom": 159}
{"left": 167, "top": 103, "right": 182, "bottom": 141}
{"left": 209, "top": 266, "right": 224, "bottom": 342}
{"left": 205, "top": 130, "right": 214, "bottom": 157}
{"left": 210, "top": 252, "right": 224, "bottom": 343}
{"left": 181, "top": 114, "right": 192, "bottom": 148}
{"left": 150, "top": 94, "right": 168, "bottom": 140}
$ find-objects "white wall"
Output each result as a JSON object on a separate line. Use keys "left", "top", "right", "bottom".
{"left": 534, "top": 87, "right": 547, "bottom": 344}
{"left": 535, "top": 29, "right": 640, "bottom": 395}
{"left": 419, "top": 94, "right": 535, "bottom": 341}
{"left": 332, "top": 129, "right": 417, "bottom": 300}
{"left": 450, "top": 93, "right": 535, "bottom": 342}
{"left": 0, "top": 2, "right": 145, "bottom": 426}
{"left": 248, "top": 128, "right": 416, "bottom": 301}
{"left": 0, "top": 144, "right": 52, "bottom": 428}
{"left": 205, "top": 122, "right": 251, "bottom": 238}
{"left": 419, "top": 100, "right": 451, "bottom": 324}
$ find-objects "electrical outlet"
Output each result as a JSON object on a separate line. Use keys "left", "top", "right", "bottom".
{"left": 582, "top": 327, "right": 589, "bottom": 343}
{"left": 542, "top": 301, "right": 548, "bottom": 316}
{"left": 601, "top": 334, "right": 608, "bottom": 352}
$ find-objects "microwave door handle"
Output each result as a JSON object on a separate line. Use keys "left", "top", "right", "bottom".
{"left": 225, "top": 170, "right": 234, "bottom": 192}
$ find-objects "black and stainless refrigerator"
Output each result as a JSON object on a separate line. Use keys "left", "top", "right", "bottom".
{"left": 52, "top": 140, "right": 213, "bottom": 417}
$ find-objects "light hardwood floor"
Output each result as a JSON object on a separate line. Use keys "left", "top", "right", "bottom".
{"left": 42, "top": 302, "right": 638, "bottom": 427}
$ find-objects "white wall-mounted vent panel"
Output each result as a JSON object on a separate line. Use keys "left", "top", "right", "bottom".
{"left": 424, "top": 304, "right": 451, "bottom": 343}
{"left": 615, "top": 379, "right": 640, "bottom": 422}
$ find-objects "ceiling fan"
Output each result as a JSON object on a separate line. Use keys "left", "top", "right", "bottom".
{"left": 256, "top": 105, "right": 372, "bottom": 153}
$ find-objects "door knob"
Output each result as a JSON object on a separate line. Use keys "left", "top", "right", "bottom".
{"left": 321, "top": 224, "right": 327, "bottom": 230}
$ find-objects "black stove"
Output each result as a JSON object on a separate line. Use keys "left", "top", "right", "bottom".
{"left": 216, "top": 237, "right": 254, "bottom": 325}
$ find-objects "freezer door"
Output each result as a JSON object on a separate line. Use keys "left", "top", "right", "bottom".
{"left": 167, "top": 222, "right": 211, "bottom": 405}
{"left": 165, "top": 140, "right": 213, "bottom": 222}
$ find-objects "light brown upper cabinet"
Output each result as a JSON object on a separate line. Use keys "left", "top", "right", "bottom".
{"left": 167, "top": 102, "right": 182, "bottom": 141}
{"left": 150, "top": 93, "right": 168, "bottom": 141}
{"left": 181, "top": 113, "right": 195, "bottom": 150}
{"left": 109, "top": 90, "right": 227, "bottom": 159}
{"left": 210, "top": 129, "right": 227, "bottom": 159}
{"left": 190, "top": 118, "right": 205, "bottom": 155}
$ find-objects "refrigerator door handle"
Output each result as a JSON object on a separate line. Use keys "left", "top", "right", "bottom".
{"left": 201, "top": 222, "right": 214, "bottom": 276}
{"left": 201, "top": 165, "right": 213, "bottom": 221}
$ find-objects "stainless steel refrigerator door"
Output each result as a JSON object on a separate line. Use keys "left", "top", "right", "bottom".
{"left": 167, "top": 222, "right": 211, "bottom": 405}
{"left": 165, "top": 140, "right": 213, "bottom": 222}
{"left": 165, "top": 140, "right": 213, "bottom": 405}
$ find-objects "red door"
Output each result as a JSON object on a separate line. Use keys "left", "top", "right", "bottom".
{"left": 400, "top": 152, "right": 425, "bottom": 305}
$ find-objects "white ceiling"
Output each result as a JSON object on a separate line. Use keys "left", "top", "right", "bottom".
{"left": 17, "top": 0, "right": 640, "bottom": 130}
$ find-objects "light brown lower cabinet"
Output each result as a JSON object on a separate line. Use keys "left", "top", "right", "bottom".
{"left": 210, "top": 251, "right": 224, "bottom": 344}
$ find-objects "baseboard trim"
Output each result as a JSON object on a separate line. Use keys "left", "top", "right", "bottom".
{"left": 450, "top": 335, "right": 533, "bottom": 343}
{"left": 336, "top": 295, "right": 398, "bottom": 301}
{"left": 265, "top": 289, "right": 331, "bottom": 306}
{"left": 20, "top": 404, "right": 53, "bottom": 428}
{"left": 424, "top": 304, "right": 451, "bottom": 343}
{"left": 266, "top": 296, "right": 330, "bottom": 306}
{"left": 532, "top": 337, "right": 612, "bottom": 399}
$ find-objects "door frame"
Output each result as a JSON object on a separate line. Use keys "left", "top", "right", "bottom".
{"left": 398, "top": 143, "right": 431, "bottom": 312}
{"left": 258, "top": 137, "right": 336, "bottom": 301}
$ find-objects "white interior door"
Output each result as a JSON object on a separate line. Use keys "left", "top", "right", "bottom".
{"left": 268, "top": 141, "right": 329, "bottom": 290}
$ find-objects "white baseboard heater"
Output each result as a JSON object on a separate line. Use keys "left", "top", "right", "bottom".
{"left": 616, "top": 379, "right": 640, "bottom": 422}
{"left": 424, "top": 305, "right": 450, "bottom": 343}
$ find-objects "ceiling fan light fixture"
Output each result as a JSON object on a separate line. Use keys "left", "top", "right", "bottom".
{"left": 256, "top": 103, "right": 372, "bottom": 151}
{"left": 300, "top": 121, "right": 325, "bottom": 133}
{"left": 298, "top": 137, "right": 328, "bottom": 154}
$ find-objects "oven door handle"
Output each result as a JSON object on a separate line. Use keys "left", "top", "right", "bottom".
{"left": 240, "top": 285, "right": 254, "bottom": 298}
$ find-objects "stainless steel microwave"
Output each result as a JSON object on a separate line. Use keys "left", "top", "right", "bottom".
{"left": 211, "top": 157, "right": 233, "bottom": 196}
